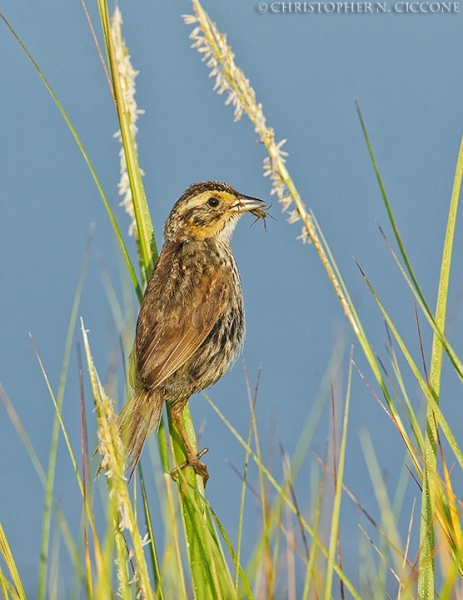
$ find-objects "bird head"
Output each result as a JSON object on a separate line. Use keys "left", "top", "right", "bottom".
{"left": 163, "top": 181, "right": 265, "bottom": 243}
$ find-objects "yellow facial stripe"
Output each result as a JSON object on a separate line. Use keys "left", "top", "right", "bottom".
{"left": 183, "top": 190, "right": 237, "bottom": 209}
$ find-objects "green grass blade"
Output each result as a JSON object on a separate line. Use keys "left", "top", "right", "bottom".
{"left": 0, "top": 524, "right": 27, "bottom": 600}
{"left": 234, "top": 372, "right": 255, "bottom": 591}
{"left": 359, "top": 267, "right": 463, "bottom": 470}
{"left": 378, "top": 227, "right": 463, "bottom": 380}
{"left": 167, "top": 414, "right": 236, "bottom": 600}
{"left": 139, "top": 474, "right": 165, "bottom": 600}
{"left": 206, "top": 502, "right": 253, "bottom": 600}
{"left": 419, "top": 135, "right": 463, "bottom": 599}
{"left": 355, "top": 269, "right": 430, "bottom": 461}
{"left": 324, "top": 347, "right": 353, "bottom": 599}
{"left": 247, "top": 380, "right": 273, "bottom": 597}
{"left": 360, "top": 432, "right": 404, "bottom": 576}
{"left": 355, "top": 103, "right": 431, "bottom": 316}
{"left": 382, "top": 339, "right": 425, "bottom": 452}
{"left": 97, "top": 1, "right": 157, "bottom": 277}
{"left": 302, "top": 455, "right": 328, "bottom": 600}
{"left": 0, "top": 564, "right": 15, "bottom": 600}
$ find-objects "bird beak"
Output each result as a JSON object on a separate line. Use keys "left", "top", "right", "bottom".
{"left": 231, "top": 194, "right": 265, "bottom": 213}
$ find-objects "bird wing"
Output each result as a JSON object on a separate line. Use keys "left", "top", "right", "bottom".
{"left": 135, "top": 243, "right": 227, "bottom": 390}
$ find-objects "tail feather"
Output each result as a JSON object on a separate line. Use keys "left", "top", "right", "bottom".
{"left": 117, "top": 386, "right": 164, "bottom": 478}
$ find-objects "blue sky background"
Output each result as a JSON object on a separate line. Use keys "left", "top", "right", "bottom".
{"left": 1, "top": 0, "right": 463, "bottom": 595}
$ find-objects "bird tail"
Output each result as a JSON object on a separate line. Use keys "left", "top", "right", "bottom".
{"left": 117, "top": 385, "right": 164, "bottom": 479}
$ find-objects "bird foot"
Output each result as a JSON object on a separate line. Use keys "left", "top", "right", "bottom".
{"left": 170, "top": 447, "right": 210, "bottom": 487}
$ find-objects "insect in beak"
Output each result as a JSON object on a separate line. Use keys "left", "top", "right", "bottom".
{"left": 249, "top": 200, "right": 275, "bottom": 231}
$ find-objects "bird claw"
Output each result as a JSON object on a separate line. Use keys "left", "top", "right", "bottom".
{"left": 170, "top": 447, "right": 210, "bottom": 487}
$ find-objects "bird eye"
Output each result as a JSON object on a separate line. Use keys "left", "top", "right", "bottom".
{"left": 207, "top": 197, "right": 219, "bottom": 208}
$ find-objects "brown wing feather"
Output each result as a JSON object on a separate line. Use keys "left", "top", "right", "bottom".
{"left": 135, "top": 241, "right": 227, "bottom": 389}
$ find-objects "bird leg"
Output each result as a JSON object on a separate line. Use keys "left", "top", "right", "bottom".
{"left": 169, "top": 403, "right": 209, "bottom": 487}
